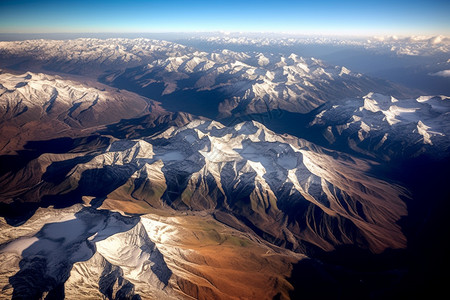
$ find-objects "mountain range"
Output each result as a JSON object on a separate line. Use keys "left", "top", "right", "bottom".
{"left": 0, "top": 37, "right": 449, "bottom": 299}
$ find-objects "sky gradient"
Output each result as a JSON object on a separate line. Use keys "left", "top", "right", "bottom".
{"left": 1, "top": 0, "right": 449, "bottom": 36}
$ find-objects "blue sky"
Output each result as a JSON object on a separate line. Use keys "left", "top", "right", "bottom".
{"left": 0, "top": 0, "right": 449, "bottom": 36}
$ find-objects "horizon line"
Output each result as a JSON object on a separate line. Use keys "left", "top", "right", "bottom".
{"left": 1, "top": 31, "right": 449, "bottom": 39}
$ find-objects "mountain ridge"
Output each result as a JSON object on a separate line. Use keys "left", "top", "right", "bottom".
{"left": 0, "top": 119, "right": 408, "bottom": 255}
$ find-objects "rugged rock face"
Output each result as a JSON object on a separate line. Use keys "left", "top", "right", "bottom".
{"left": 309, "top": 92, "right": 450, "bottom": 160}
{"left": 0, "top": 119, "right": 407, "bottom": 255}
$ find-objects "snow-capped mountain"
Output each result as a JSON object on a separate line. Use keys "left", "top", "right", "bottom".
{"left": 0, "top": 203, "right": 299, "bottom": 299}
{"left": 0, "top": 39, "right": 411, "bottom": 120}
{"left": 0, "top": 205, "right": 175, "bottom": 299}
{"left": 0, "top": 71, "right": 163, "bottom": 154}
{"left": 309, "top": 92, "right": 450, "bottom": 160}
{"left": 0, "top": 37, "right": 448, "bottom": 299}
{"left": 0, "top": 38, "right": 189, "bottom": 76}
{"left": 105, "top": 49, "right": 409, "bottom": 118}
{"left": 1, "top": 120, "right": 407, "bottom": 255}
{"left": 0, "top": 112, "right": 410, "bottom": 298}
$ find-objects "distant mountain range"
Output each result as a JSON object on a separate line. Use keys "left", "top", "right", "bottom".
{"left": 0, "top": 38, "right": 415, "bottom": 119}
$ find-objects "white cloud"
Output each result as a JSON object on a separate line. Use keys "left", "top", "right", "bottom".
{"left": 430, "top": 70, "right": 450, "bottom": 77}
